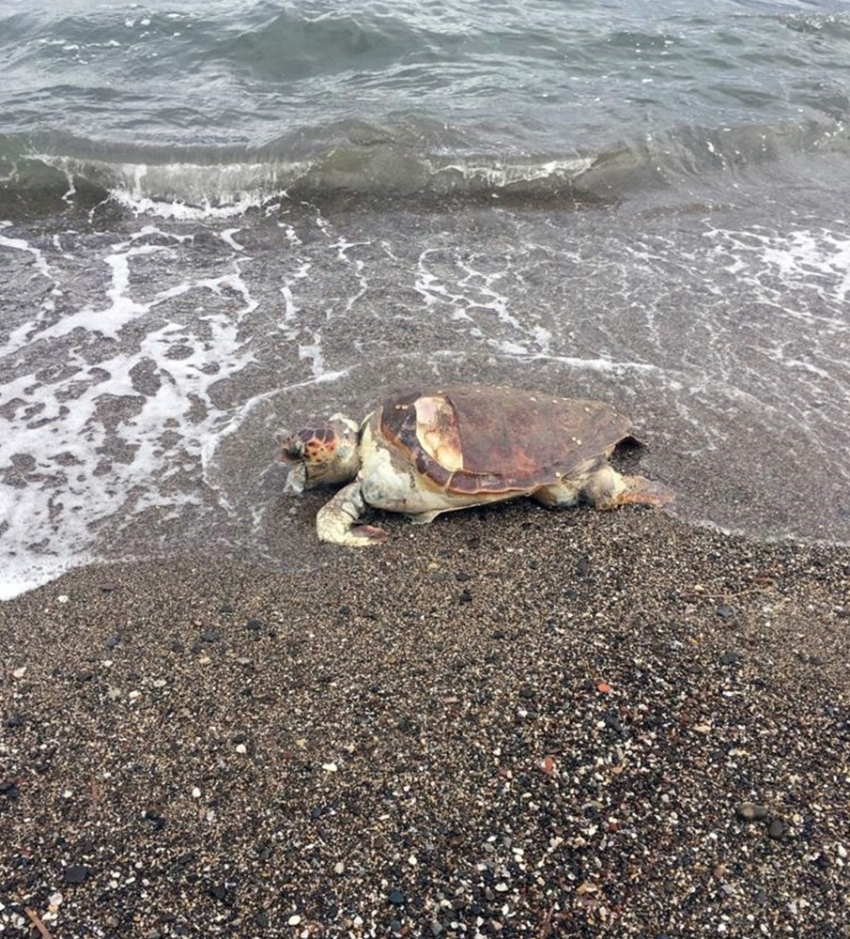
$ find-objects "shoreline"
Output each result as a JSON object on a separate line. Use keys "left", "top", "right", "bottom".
{"left": 1, "top": 506, "right": 849, "bottom": 937}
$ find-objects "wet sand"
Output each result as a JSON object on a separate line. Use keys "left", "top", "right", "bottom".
{"left": 1, "top": 504, "right": 849, "bottom": 938}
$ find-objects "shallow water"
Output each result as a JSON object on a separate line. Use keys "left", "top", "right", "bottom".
{"left": 2, "top": 0, "right": 850, "bottom": 596}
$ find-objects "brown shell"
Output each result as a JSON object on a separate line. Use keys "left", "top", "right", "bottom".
{"left": 377, "top": 385, "right": 635, "bottom": 495}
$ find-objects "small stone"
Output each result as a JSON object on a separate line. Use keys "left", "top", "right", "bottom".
{"left": 430, "top": 923, "right": 444, "bottom": 936}
{"left": 387, "top": 888, "right": 406, "bottom": 906}
{"left": 459, "top": 588, "right": 473, "bottom": 603}
{"left": 736, "top": 802, "right": 769, "bottom": 821}
{"left": 716, "top": 604, "right": 735, "bottom": 621}
{"left": 105, "top": 635, "right": 120, "bottom": 649}
{"left": 288, "top": 914, "right": 302, "bottom": 926}
{"left": 494, "top": 883, "right": 509, "bottom": 892}
{"left": 202, "top": 629, "right": 220, "bottom": 643}
{"left": 322, "top": 762, "right": 338, "bottom": 772}
{"left": 720, "top": 651, "right": 742, "bottom": 665}
{"left": 246, "top": 619, "right": 263, "bottom": 631}
{"left": 333, "top": 861, "right": 345, "bottom": 874}
{"left": 63, "top": 865, "right": 90, "bottom": 885}
{"left": 0, "top": 781, "right": 21, "bottom": 800}
{"left": 12, "top": 667, "right": 26, "bottom": 679}
{"left": 768, "top": 819, "right": 787, "bottom": 840}
{"left": 75, "top": 670, "right": 94, "bottom": 683}
{"left": 5, "top": 714, "right": 24, "bottom": 728}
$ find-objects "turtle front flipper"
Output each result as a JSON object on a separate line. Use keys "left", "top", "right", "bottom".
{"left": 316, "top": 481, "right": 389, "bottom": 546}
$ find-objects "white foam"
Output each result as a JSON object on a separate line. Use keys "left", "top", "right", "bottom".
{"left": 0, "top": 226, "right": 259, "bottom": 599}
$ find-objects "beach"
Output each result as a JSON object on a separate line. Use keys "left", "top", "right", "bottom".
{"left": 2, "top": 504, "right": 849, "bottom": 937}
{"left": 3, "top": 2, "right": 850, "bottom": 935}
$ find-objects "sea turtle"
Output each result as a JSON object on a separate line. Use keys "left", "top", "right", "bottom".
{"left": 281, "top": 384, "right": 674, "bottom": 546}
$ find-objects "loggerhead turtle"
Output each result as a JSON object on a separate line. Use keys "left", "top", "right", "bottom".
{"left": 281, "top": 384, "right": 674, "bottom": 546}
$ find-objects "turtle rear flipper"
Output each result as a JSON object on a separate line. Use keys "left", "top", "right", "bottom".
{"left": 591, "top": 471, "right": 675, "bottom": 510}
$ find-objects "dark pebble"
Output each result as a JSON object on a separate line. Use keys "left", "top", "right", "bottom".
{"left": 716, "top": 604, "right": 735, "bottom": 621}
{"left": 105, "top": 635, "right": 121, "bottom": 649}
{"left": 202, "top": 629, "right": 220, "bottom": 643}
{"left": 64, "top": 865, "right": 91, "bottom": 885}
{"left": 254, "top": 910, "right": 269, "bottom": 928}
{"left": 0, "top": 780, "right": 20, "bottom": 800}
{"left": 720, "top": 651, "right": 742, "bottom": 665}
{"left": 246, "top": 619, "right": 263, "bottom": 631}
{"left": 75, "top": 670, "right": 95, "bottom": 682}
{"left": 219, "top": 604, "right": 234, "bottom": 614}
{"left": 143, "top": 810, "right": 166, "bottom": 831}
{"left": 768, "top": 819, "right": 787, "bottom": 840}
{"left": 387, "top": 888, "right": 406, "bottom": 906}
{"left": 459, "top": 588, "right": 473, "bottom": 603}
{"left": 604, "top": 710, "right": 624, "bottom": 734}
{"left": 5, "top": 714, "right": 25, "bottom": 728}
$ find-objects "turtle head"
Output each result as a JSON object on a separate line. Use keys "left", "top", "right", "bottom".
{"left": 281, "top": 414, "right": 361, "bottom": 493}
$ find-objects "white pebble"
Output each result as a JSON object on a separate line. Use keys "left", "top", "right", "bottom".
{"left": 57, "top": 595, "right": 69, "bottom": 604}
{"left": 288, "top": 914, "right": 302, "bottom": 926}
{"left": 12, "top": 667, "right": 27, "bottom": 679}
{"left": 333, "top": 861, "right": 345, "bottom": 874}
{"left": 322, "top": 762, "right": 338, "bottom": 772}
{"left": 191, "top": 787, "right": 201, "bottom": 799}
{"left": 235, "top": 744, "right": 247, "bottom": 754}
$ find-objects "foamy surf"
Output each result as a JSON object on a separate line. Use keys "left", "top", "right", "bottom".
{"left": 2, "top": 161, "right": 850, "bottom": 598}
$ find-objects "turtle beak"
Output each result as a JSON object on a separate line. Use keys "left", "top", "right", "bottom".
{"left": 284, "top": 462, "right": 307, "bottom": 495}
{"left": 281, "top": 435, "right": 308, "bottom": 494}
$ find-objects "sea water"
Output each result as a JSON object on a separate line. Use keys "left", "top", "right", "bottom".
{"left": 2, "top": 0, "right": 850, "bottom": 597}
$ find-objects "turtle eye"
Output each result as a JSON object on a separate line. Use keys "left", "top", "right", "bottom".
{"left": 280, "top": 436, "right": 305, "bottom": 464}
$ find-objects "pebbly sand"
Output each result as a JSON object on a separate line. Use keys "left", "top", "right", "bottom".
{"left": 1, "top": 504, "right": 849, "bottom": 938}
